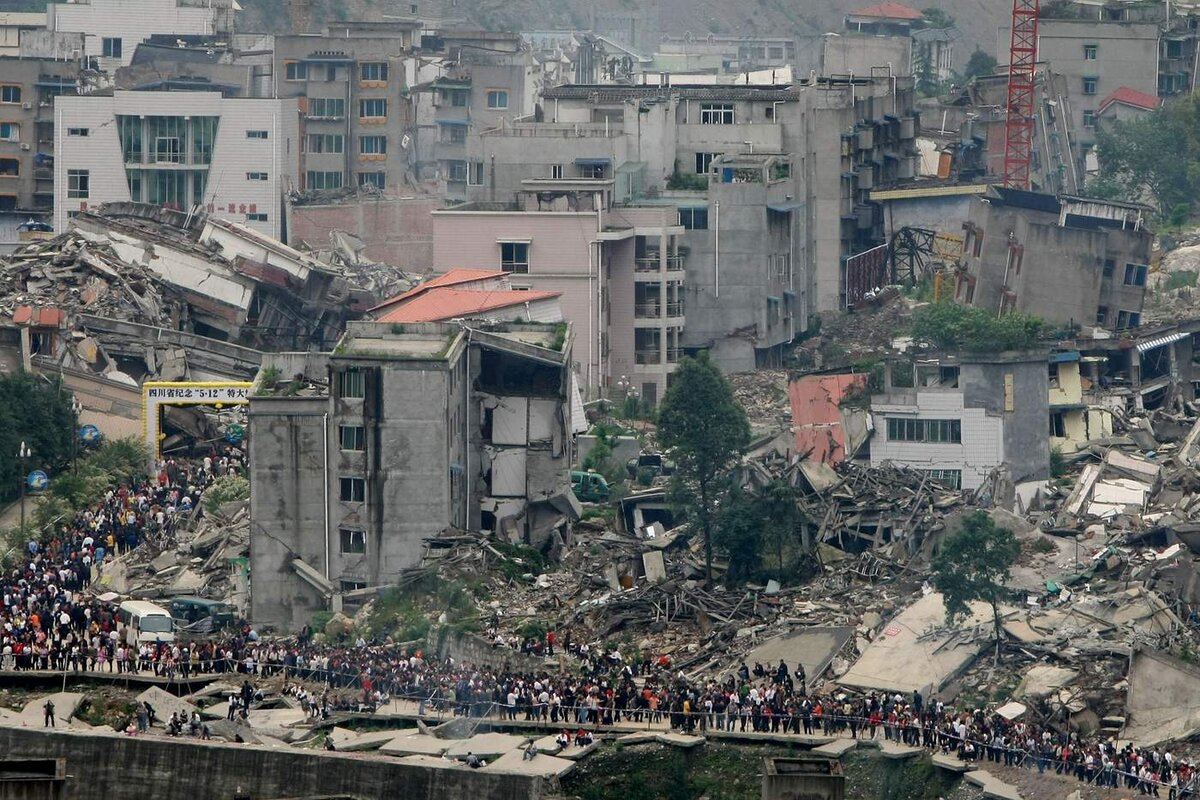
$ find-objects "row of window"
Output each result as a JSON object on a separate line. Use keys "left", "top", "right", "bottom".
{"left": 304, "top": 134, "right": 389, "bottom": 155}
{"left": 285, "top": 61, "right": 390, "bottom": 82}
{"left": 1096, "top": 305, "right": 1142, "bottom": 328}
{"left": 885, "top": 417, "right": 962, "bottom": 444}
{"left": 305, "top": 171, "right": 387, "bottom": 190}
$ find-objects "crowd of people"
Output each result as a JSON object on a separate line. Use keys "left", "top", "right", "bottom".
{"left": 0, "top": 438, "right": 1192, "bottom": 796}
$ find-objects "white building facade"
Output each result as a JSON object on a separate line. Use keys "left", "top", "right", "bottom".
{"left": 54, "top": 91, "right": 300, "bottom": 239}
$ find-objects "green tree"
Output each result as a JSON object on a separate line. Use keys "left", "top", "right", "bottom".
{"left": 931, "top": 511, "right": 1019, "bottom": 650}
{"left": 911, "top": 301, "right": 1044, "bottom": 352}
{"left": 962, "top": 49, "right": 997, "bottom": 81}
{"left": 0, "top": 374, "right": 78, "bottom": 501}
{"left": 921, "top": 7, "right": 955, "bottom": 28}
{"left": 713, "top": 484, "right": 764, "bottom": 582}
{"left": 657, "top": 354, "right": 750, "bottom": 581}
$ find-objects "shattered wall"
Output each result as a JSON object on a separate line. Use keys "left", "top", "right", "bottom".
{"left": 288, "top": 196, "right": 437, "bottom": 269}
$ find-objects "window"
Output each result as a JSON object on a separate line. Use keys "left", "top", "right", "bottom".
{"left": 500, "top": 241, "right": 529, "bottom": 273}
{"left": 306, "top": 170, "right": 343, "bottom": 190}
{"left": 246, "top": 213, "right": 268, "bottom": 222}
{"left": 337, "top": 369, "right": 365, "bottom": 398}
{"left": 67, "top": 169, "right": 89, "bottom": 198}
{"left": 0, "top": 85, "right": 21, "bottom": 104}
{"left": 1123, "top": 263, "right": 1148, "bottom": 286}
{"left": 359, "top": 135, "right": 387, "bottom": 155}
{"left": 549, "top": 164, "right": 563, "bottom": 179}
{"left": 923, "top": 469, "right": 962, "bottom": 489}
{"left": 678, "top": 207, "right": 708, "bottom": 230}
{"left": 699, "top": 103, "right": 735, "bottom": 124}
{"left": 0, "top": 123, "right": 17, "bottom": 141}
{"left": 153, "top": 135, "right": 182, "bottom": 163}
{"left": 447, "top": 160, "right": 468, "bottom": 182}
{"left": 1082, "top": 76, "right": 1098, "bottom": 95}
{"left": 306, "top": 133, "right": 344, "bottom": 154}
{"left": 441, "top": 124, "right": 466, "bottom": 143}
{"left": 307, "top": 97, "right": 345, "bottom": 119}
{"left": 66, "top": 127, "right": 88, "bottom": 137}
{"left": 1082, "top": 109, "right": 1096, "bottom": 128}
{"left": 885, "top": 417, "right": 962, "bottom": 443}
{"left": 339, "top": 477, "right": 365, "bottom": 503}
{"left": 246, "top": 171, "right": 268, "bottom": 181}
{"left": 339, "top": 424, "right": 365, "bottom": 451}
{"left": 467, "top": 161, "right": 484, "bottom": 185}
{"left": 1116, "top": 310, "right": 1142, "bottom": 328}
{"left": 1102, "top": 258, "right": 1115, "bottom": 277}
{"left": 1095, "top": 305, "right": 1109, "bottom": 325}
{"left": 0, "top": 158, "right": 17, "bottom": 177}
{"left": 284, "top": 61, "right": 308, "bottom": 81}
{"left": 450, "top": 89, "right": 468, "bottom": 107}
{"left": 695, "top": 152, "right": 719, "bottom": 174}
{"left": 359, "top": 98, "right": 387, "bottom": 118}
{"left": 486, "top": 90, "right": 509, "bottom": 109}
{"left": 358, "top": 171, "right": 385, "bottom": 189}
{"left": 339, "top": 528, "right": 366, "bottom": 554}
{"left": 1083, "top": 44, "right": 1097, "bottom": 60}
{"left": 360, "top": 62, "right": 388, "bottom": 81}
{"left": 246, "top": 130, "right": 269, "bottom": 139}
{"left": 102, "top": 37, "right": 122, "bottom": 58}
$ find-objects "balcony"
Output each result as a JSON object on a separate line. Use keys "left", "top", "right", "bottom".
{"left": 635, "top": 350, "right": 661, "bottom": 365}
{"left": 634, "top": 255, "right": 686, "bottom": 274}
{"left": 634, "top": 301, "right": 684, "bottom": 321}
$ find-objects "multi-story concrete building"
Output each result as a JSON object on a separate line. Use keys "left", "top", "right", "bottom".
{"left": 45, "top": 0, "right": 235, "bottom": 72}
{"left": 871, "top": 351, "right": 1050, "bottom": 490}
{"left": 273, "top": 21, "right": 420, "bottom": 195}
{"left": 954, "top": 187, "right": 1151, "bottom": 332}
{"left": 54, "top": 90, "right": 300, "bottom": 239}
{"left": 432, "top": 181, "right": 683, "bottom": 401}
{"left": 248, "top": 320, "right": 578, "bottom": 629}
{"left": 0, "top": 57, "right": 80, "bottom": 218}
{"left": 410, "top": 30, "right": 535, "bottom": 201}
{"left": 0, "top": 12, "right": 45, "bottom": 57}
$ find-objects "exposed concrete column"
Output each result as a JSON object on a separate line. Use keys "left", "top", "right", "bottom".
{"left": 1131, "top": 348, "right": 1143, "bottom": 413}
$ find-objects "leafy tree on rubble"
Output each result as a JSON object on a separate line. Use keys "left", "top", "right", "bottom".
{"left": 911, "top": 301, "right": 1043, "bottom": 353}
{"left": 657, "top": 353, "right": 750, "bottom": 582}
{"left": 931, "top": 511, "right": 1019, "bottom": 652}
{"left": 962, "top": 49, "right": 997, "bottom": 82}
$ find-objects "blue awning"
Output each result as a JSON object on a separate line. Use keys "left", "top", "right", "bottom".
{"left": 435, "top": 118, "right": 469, "bottom": 126}
{"left": 767, "top": 201, "right": 805, "bottom": 212}
{"left": 574, "top": 158, "right": 612, "bottom": 167}
{"left": 1050, "top": 351, "right": 1081, "bottom": 363}
{"left": 675, "top": 202, "right": 708, "bottom": 210}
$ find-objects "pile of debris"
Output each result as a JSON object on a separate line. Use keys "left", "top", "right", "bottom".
{"left": 0, "top": 229, "right": 185, "bottom": 325}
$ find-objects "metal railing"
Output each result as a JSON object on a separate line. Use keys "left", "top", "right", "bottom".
{"left": 634, "top": 303, "right": 661, "bottom": 319}
{"left": 635, "top": 350, "right": 661, "bottom": 364}
{"left": 634, "top": 255, "right": 686, "bottom": 273}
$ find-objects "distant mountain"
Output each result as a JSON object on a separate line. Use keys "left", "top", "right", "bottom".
{"left": 235, "top": 0, "right": 1005, "bottom": 69}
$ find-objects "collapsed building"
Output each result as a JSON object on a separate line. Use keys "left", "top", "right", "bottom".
{"left": 248, "top": 320, "right": 583, "bottom": 629}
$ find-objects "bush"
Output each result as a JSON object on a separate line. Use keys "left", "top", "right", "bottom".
{"left": 203, "top": 474, "right": 250, "bottom": 514}
{"left": 912, "top": 301, "right": 1044, "bottom": 352}
{"left": 1167, "top": 270, "right": 1198, "bottom": 291}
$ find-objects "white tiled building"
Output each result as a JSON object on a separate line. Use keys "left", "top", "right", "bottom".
{"left": 46, "top": 0, "right": 235, "bottom": 72}
{"left": 54, "top": 91, "right": 300, "bottom": 239}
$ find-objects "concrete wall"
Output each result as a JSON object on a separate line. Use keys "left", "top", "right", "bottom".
{"left": 821, "top": 34, "right": 911, "bottom": 77}
{"left": 47, "top": 0, "right": 231, "bottom": 71}
{"left": 0, "top": 727, "right": 541, "bottom": 800}
{"left": 54, "top": 92, "right": 299, "bottom": 239}
{"left": 288, "top": 195, "right": 437, "bottom": 269}
{"left": 961, "top": 355, "right": 1050, "bottom": 485}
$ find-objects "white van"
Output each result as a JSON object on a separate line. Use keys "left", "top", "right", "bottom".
{"left": 118, "top": 600, "right": 176, "bottom": 646}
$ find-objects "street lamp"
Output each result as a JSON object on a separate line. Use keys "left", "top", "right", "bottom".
{"left": 17, "top": 440, "right": 31, "bottom": 531}
{"left": 70, "top": 396, "right": 82, "bottom": 475}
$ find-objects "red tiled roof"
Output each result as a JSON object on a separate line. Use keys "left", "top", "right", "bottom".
{"left": 849, "top": 1, "right": 923, "bottom": 20}
{"left": 375, "top": 287, "right": 561, "bottom": 323}
{"left": 1097, "top": 86, "right": 1162, "bottom": 115}
{"left": 788, "top": 373, "right": 868, "bottom": 465}
{"left": 12, "top": 305, "right": 64, "bottom": 327}
{"left": 369, "top": 268, "right": 508, "bottom": 313}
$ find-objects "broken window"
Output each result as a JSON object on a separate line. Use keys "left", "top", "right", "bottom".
{"left": 1116, "top": 310, "right": 1142, "bottom": 329}
{"left": 924, "top": 469, "right": 961, "bottom": 489}
{"left": 339, "top": 528, "right": 366, "bottom": 554}
{"left": 1050, "top": 412, "right": 1067, "bottom": 438}
{"left": 337, "top": 369, "right": 365, "bottom": 398}
{"left": 339, "top": 425, "right": 365, "bottom": 451}
{"left": 1123, "top": 263, "right": 1148, "bottom": 286}
{"left": 338, "top": 477, "right": 365, "bottom": 503}
{"left": 1102, "top": 258, "right": 1115, "bottom": 277}
{"left": 1096, "top": 305, "right": 1109, "bottom": 325}
{"left": 357, "top": 171, "right": 385, "bottom": 189}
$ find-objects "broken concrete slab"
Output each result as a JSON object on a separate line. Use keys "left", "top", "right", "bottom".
{"left": 17, "top": 692, "right": 83, "bottom": 727}
{"left": 839, "top": 592, "right": 995, "bottom": 694}
{"left": 443, "top": 732, "right": 530, "bottom": 759}
{"left": 136, "top": 686, "right": 197, "bottom": 724}
{"left": 380, "top": 732, "right": 449, "bottom": 757}
{"left": 879, "top": 740, "right": 923, "bottom": 759}
{"left": 744, "top": 626, "right": 855, "bottom": 686}
{"left": 486, "top": 748, "right": 577, "bottom": 778}
{"left": 642, "top": 550, "right": 666, "bottom": 584}
{"left": 1123, "top": 647, "right": 1200, "bottom": 746}
{"left": 335, "top": 729, "right": 402, "bottom": 752}
{"left": 616, "top": 731, "right": 659, "bottom": 746}
{"left": 655, "top": 732, "right": 705, "bottom": 749}
{"left": 931, "top": 752, "right": 976, "bottom": 773}
{"left": 810, "top": 739, "right": 858, "bottom": 758}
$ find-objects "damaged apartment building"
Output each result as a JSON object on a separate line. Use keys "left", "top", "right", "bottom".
{"left": 248, "top": 320, "right": 581, "bottom": 629}
{"left": 955, "top": 186, "right": 1152, "bottom": 331}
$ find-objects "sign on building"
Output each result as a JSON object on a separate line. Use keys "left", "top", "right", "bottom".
{"left": 142, "top": 381, "right": 252, "bottom": 468}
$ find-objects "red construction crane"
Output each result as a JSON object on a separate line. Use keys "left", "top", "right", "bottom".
{"left": 1002, "top": 0, "right": 1040, "bottom": 189}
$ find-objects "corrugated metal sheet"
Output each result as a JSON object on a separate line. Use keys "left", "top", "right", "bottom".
{"left": 1137, "top": 331, "right": 1188, "bottom": 353}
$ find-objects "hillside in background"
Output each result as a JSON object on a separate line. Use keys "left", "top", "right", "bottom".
{"left": 234, "top": 0, "right": 1004, "bottom": 68}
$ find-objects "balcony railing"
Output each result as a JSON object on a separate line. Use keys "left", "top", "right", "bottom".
{"left": 666, "top": 348, "right": 680, "bottom": 363}
{"left": 634, "top": 303, "right": 661, "bottom": 319}
{"left": 634, "top": 255, "right": 686, "bottom": 273}
{"left": 635, "top": 350, "right": 661, "bottom": 365}
{"left": 666, "top": 301, "right": 684, "bottom": 317}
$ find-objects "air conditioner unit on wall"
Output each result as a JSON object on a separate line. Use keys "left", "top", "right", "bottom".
{"left": 20, "top": 143, "right": 31, "bottom": 151}
{"left": 22, "top": 102, "right": 32, "bottom": 110}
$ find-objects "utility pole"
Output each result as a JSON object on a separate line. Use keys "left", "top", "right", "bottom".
{"left": 18, "top": 440, "right": 31, "bottom": 531}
